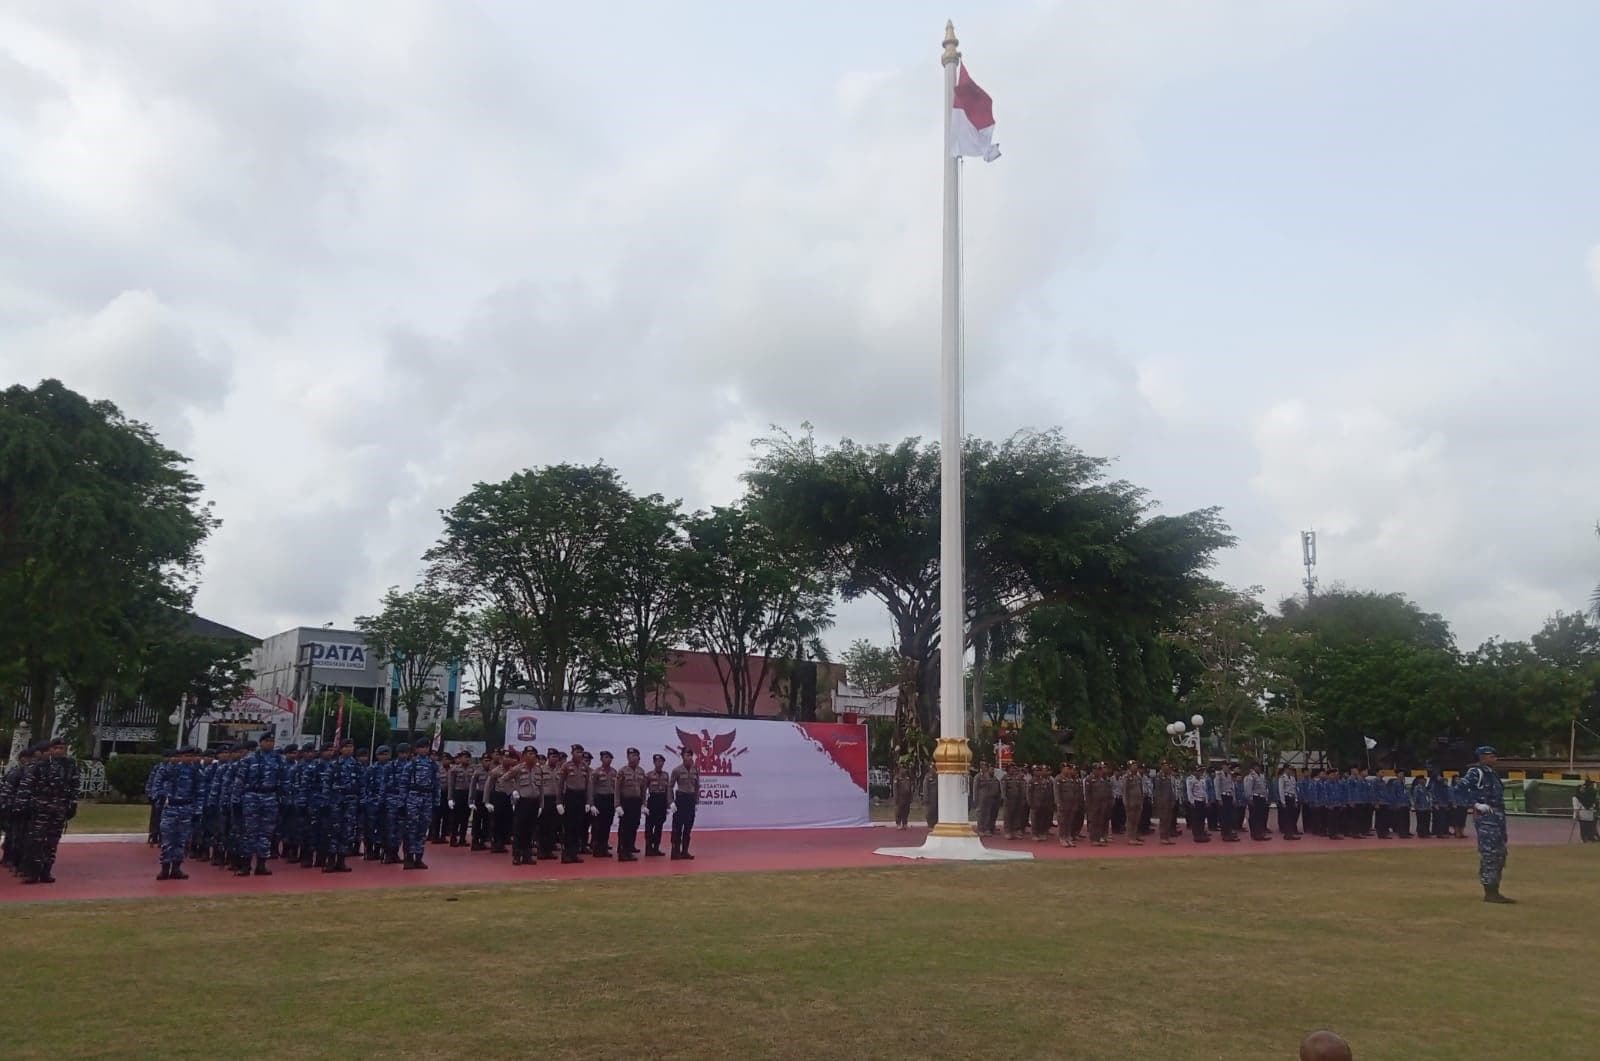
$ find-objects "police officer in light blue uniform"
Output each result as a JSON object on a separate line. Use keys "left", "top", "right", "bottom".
{"left": 402, "top": 737, "right": 440, "bottom": 869}
{"left": 1456, "top": 746, "right": 1513, "bottom": 903}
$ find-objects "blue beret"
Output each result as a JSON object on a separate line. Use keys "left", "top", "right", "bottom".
{"left": 414, "top": 737, "right": 430, "bottom": 749}
{"left": 1475, "top": 745, "right": 1496, "bottom": 757}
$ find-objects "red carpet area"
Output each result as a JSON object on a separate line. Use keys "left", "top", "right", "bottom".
{"left": 4, "top": 817, "right": 1572, "bottom": 904}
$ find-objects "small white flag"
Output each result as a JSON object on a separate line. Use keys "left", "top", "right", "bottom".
{"left": 1363, "top": 736, "right": 1378, "bottom": 750}
{"left": 951, "top": 63, "right": 1000, "bottom": 162}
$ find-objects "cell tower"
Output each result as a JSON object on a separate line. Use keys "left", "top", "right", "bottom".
{"left": 1300, "top": 530, "right": 1318, "bottom": 601}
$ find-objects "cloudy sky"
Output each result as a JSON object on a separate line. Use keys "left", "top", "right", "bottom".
{"left": 3, "top": 0, "right": 1597, "bottom": 654}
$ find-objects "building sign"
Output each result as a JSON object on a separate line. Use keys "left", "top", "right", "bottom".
{"left": 308, "top": 641, "right": 369, "bottom": 671}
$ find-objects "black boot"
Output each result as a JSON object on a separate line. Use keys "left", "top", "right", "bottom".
{"left": 336, "top": 853, "right": 352, "bottom": 873}
{"left": 255, "top": 856, "right": 272, "bottom": 876}
{"left": 1484, "top": 885, "right": 1516, "bottom": 904}
{"left": 646, "top": 845, "right": 664, "bottom": 857}
{"left": 171, "top": 861, "right": 189, "bottom": 880}
{"left": 403, "top": 854, "right": 419, "bottom": 870}
{"left": 313, "top": 850, "right": 325, "bottom": 868}
{"left": 619, "top": 852, "right": 637, "bottom": 862}
{"left": 413, "top": 853, "right": 428, "bottom": 870}
{"left": 157, "top": 862, "right": 172, "bottom": 881}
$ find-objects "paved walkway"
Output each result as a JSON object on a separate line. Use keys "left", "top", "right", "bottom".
{"left": 2, "top": 817, "right": 1573, "bottom": 904}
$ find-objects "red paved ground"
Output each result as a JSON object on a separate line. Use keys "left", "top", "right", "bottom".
{"left": 3, "top": 818, "right": 1572, "bottom": 904}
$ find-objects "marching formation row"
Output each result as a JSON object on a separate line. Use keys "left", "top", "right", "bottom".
{"left": 0, "top": 739, "right": 80, "bottom": 884}
{"left": 895, "top": 760, "right": 1489, "bottom": 844}
{"left": 137, "top": 737, "right": 706, "bottom": 881}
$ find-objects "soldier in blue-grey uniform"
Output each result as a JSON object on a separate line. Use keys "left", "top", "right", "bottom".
{"left": 145, "top": 749, "right": 174, "bottom": 846}
{"left": 156, "top": 747, "right": 205, "bottom": 880}
{"left": 383, "top": 742, "right": 412, "bottom": 864}
{"left": 203, "top": 744, "right": 231, "bottom": 865}
{"left": 225, "top": 743, "right": 249, "bottom": 872}
{"left": 300, "top": 743, "right": 335, "bottom": 867}
{"left": 321, "top": 738, "right": 361, "bottom": 872}
{"left": 1456, "top": 745, "right": 1514, "bottom": 903}
{"left": 402, "top": 737, "right": 440, "bottom": 869}
{"left": 275, "top": 743, "right": 299, "bottom": 860}
{"left": 363, "top": 745, "right": 390, "bottom": 859}
{"left": 240, "top": 733, "right": 285, "bottom": 876}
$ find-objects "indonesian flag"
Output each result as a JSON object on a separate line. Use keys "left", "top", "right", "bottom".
{"left": 950, "top": 63, "right": 999, "bottom": 162}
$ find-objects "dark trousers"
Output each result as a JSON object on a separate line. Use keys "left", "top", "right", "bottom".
{"left": 591, "top": 794, "right": 615, "bottom": 855}
{"left": 538, "top": 796, "right": 561, "bottom": 856}
{"left": 471, "top": 799, "right": 491, "bottom": 847}
{"left": 1395, "top": 806, "right": 1412, "bottom": 838}
{"left": 561, "top": 790, "right": 588, "bottom": 858}
{"left": 512, "top": 796, "right": 539, "bottom": 859}
{"left": 1219, "top": 796, "right": 1238, "bottom": 839}
{"left": 1185, "top": 801, "right": 1209, "bottom": 841}
{"left": 1415, "top": 809, "right": 1431, "bottom": 837}
{"left": 645, "top": 793, "right": 669, "bottom": 852}
{"left": 1579, "top": 818, "right": 1598, "bottom": 843}
{"left": 1248, "top": 796, "right": 1270, "bottom": 839}
{"left": 491, "top": 792, "right": 512, "bottom": 850}
{"left": 1376, "top": 805, "right": 1392, "bottom": 838}
{"left": 1433, "top": 809, "right": 1452, "bottom": 837}
{"left": 618, "top": 796, "right": 643, "bottom": 855}
{"left": 147, "top": 800, "right": 161, "bottom": 842}
{"left": 1278, "top": 798, "right": 1299, "bottom": 837}
{"left": 449, "top": 791, "right": 470, "bottom": 843}
{"left": 671, "top": 793, "right": 697, "bottom": 853}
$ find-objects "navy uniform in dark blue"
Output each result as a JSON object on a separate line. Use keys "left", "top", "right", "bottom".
{"left": 322, "top": 741, "right": 361, "bottom": 871}
{"left": 290, "top": 744, "right": 316, "bottom": 859}
{"left": 240, "top": 735, "right": 286, "bottom": 875}
{"left": 145, "top": 752, "right": 172, "bottom": 845}
{"left": 222, "top": 748, "right": 247, "bottom": 871}
{"left": 274, "top": 745, "right": 299, "bottom": 859}
{"left": 300, "top": 747, "right": 335, "bottom": 867}
{"left": 402, "top": 739, "right": 440, "bottom": 868}
{"left": 383, "top": 745, "right": 412, "bottom": 862}
{"left": 156, "top": 749, "right": 205, "bottom": 879}
{"left": 1457, "top": 747, "right": 1514, "bottom": 902}
{"left": 363, "top": 747, "right": 390, "bottom": 859}
{"left": 204, "top": 748, "right": 231, "bottom": 864}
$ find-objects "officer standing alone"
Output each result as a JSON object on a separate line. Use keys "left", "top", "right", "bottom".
{"left": 1458, "top": 745, "right": 1515, "bottom": 903}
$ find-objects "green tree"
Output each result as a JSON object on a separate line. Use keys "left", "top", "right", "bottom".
{"left": 841, "top": 639, "right": 899, "bottom": 695}
{"left": 355, "top": 585, "right": 465, "bottom": 738}
{"left": 428, "top": 464, "right": 631, "bottom": 710}
{"left": 301, "top": 694, "right": 391, "bottom": 751}
{"left": 1170, "top": 585, "right": 1274, "bottom": 761}
{"left": 593, "top": 493, "right": 690, "bottom": 713}
{"left": 744, "top": 427, "right": 1231, "bottom": 736}
{"left": 681, "top": 504, "right": 834, "bottom": 717}
{"left": 1272, "top": 589, "right": 1459, "bottom": 766}
{"left": 1, "top": 380, "right": 218, "bottom": 738}
{"left": 461, "top": 607, "right": 518, "bottom": 743}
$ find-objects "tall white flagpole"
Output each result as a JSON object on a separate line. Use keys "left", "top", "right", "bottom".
{"left": 878, "top": 21, "right": 1030, "bottom": 862}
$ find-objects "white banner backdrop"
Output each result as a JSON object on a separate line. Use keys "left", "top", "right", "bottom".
{"left": 504, "top": 710, "right": 869, "bottom": 830}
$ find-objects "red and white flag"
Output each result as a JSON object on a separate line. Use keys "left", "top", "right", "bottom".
{"left": 950, "top": 63, "right": 1000, "bottom": 162}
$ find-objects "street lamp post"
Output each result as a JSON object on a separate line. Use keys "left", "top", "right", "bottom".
{"left": 1166, "top": 714, "right": 1206, "bottom": 766}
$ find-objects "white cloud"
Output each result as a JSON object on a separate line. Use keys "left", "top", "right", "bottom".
{"left": 0, "top": 1, "right": 1593, "bottom": 656}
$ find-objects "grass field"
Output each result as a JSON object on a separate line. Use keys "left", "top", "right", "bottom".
{"left": 69, "top": 802, "right": 151, "bottom": 834}
{"left": 4, "top": 846, "right": 1595, "bottom": 1060}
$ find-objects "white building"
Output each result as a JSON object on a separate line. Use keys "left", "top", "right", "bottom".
{"left": 249, "top": 626, "right": 461, "bottom": 738}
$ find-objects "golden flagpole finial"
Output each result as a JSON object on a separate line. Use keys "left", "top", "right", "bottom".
{"left": 942, "top": 20, "right": 960, "bottom": 66}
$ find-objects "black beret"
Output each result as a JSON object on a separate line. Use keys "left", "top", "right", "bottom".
{"left": 413, "top": 737, "right": 430, "bottom": 749}
{"left": 242, "top": 740, "right": 259, "bottom": 751}
{"left": 341, "top": 738, "right": 355, "bottom": 748}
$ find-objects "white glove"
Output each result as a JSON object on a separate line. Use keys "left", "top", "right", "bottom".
{"left": 1474, "top": 803, "right": 1491, "bottom": 813}
{"left": 587, "top": 805, "right": 598, "bottom": 816}
{"left": 511, "top": 790, "right": 520, "bottom": 803}
{"left": 448, "top": 800, "right": 456, "bottom": 810}
{"left": 557, "top": 803, "right": 566, "bottom": 814}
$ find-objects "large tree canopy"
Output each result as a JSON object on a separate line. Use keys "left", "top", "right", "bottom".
{"left": 1, "top": 380, "right": 218, "bottom": 738}
{"left": 744, "top": 427, "right": 1232, "bottom": 733}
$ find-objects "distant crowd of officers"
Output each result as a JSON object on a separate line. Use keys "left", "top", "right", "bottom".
{"left": 0, "top": 738, "right": 81, "bottom": 885}
{"left": 138, "top": 734, "right": 705, "bottom": 882}
{"left": 892, "top": 760, "right": 1479, "bottom": 844}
